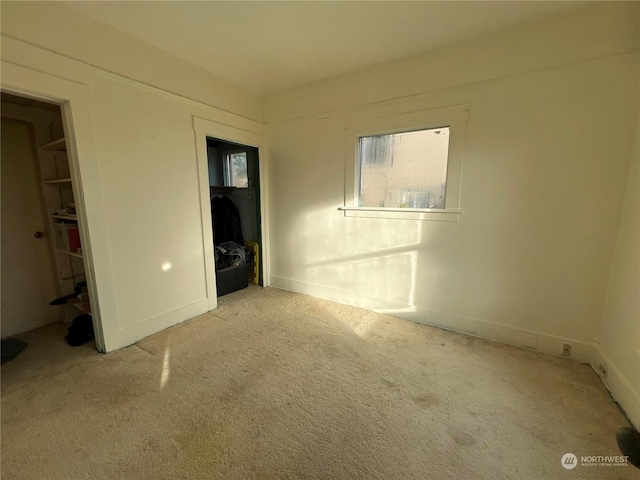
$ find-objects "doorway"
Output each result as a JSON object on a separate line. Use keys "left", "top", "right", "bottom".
{"left": 207, "top": 138, "right": 263, "bottom": 296}
{"left": 1, "top": 92, "right": 98, "bottom": 352}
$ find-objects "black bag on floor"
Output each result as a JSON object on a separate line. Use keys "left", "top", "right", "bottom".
{"left": 65, "top": 314, "right": 94, "bottom": 347}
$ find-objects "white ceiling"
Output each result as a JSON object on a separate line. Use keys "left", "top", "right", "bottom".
{"left": 66, "top": 1, "right": 589, "bottom": 96}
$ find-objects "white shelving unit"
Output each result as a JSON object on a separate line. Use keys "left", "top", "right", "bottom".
{"left": 39, "top": 135, "right": 91, "bottom": 320}
{"left": 55, "top": 248, "right": 83, "bottom": 259}
{"left": 44, "top": 178, "right": 72, "bottom": 186}
{"left": 40, "top": 137, "right": 67, "bottom": 151}
{"left": 50, "top": 214, "right": 78, "bottom": 221}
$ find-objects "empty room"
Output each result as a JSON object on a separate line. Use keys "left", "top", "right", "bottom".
{"left": 1, "top": 1, "right": 638, "bottom": 479}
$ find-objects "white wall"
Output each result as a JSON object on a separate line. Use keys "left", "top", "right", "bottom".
{"left": 596, "top": 129, "right": 640, "bottom": 428}
{"left": 266, "top": 2, "right": 639, "bottom": 382}
{"left": 1, "top": 3, "right": 265, "bottom": 351}
{"left": 266, "top": 3, "right": 639, "bottom": 122}
{"left": 1, "top": 2, "right": 263, "bottom": 122}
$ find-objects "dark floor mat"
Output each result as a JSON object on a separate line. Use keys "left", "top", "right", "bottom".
{"left": 1, "top": 338, "right": 27, "bottom": 364}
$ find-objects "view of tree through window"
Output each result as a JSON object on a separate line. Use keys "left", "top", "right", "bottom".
{"left": 225, "top": 152, "right": 248, "bottom": 188}
{"left": 358, "top": 127, "right": 450, "bottom": 209}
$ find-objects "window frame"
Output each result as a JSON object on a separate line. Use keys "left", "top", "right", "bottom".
{"left": 223, "top": 149, "right": 249, "bottom": 188}
{"left": 343, "top": 104, "right": 468, "bottom": 222}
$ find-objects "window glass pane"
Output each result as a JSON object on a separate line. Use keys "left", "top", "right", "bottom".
{"left": 358, "top": 127, "right": 449, "bottom": 209}
{"left": 227, "top": 152, "right": 248, "bottom": 187}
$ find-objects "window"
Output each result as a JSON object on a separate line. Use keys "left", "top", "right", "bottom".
{"left": 358, "top": 127, "right": 450, "bottom": 209}
{"left": 344, "top": 104, "right": 467, "bottom": 221}
{"left": 224, "top": 151, "right": 248, "bottom": 188}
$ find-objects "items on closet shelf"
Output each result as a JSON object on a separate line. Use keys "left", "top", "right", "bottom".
{"left": 49, "top": 281, "right": 94, "bottom": 346}
{"left": 49, "top": 281, "right": 91, "bottom": 313}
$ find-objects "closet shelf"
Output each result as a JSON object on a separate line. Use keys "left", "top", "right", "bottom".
{"left": 40, "top": 137, "right": 66, "bottom": 151}
{"left": 72, "top": 303, "right": 91, "bottom": 316}
{"left": 50, "top": 214, "right": 77, "bottom": 221}
{"left": 44, "top": 178, "right": 72, "bottom": 186}
{"left": 56, "top": 248, "right": 83, "bottom": 259}
{"left": 59, "top": 273, "right": 86, "bottom": 281}
{"left": 210, "top": 186, "right": 236, "bottom": 195}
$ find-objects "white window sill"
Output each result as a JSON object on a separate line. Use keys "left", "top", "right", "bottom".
{"left": 339, "top": 206, "right": 461, "bottom": 222}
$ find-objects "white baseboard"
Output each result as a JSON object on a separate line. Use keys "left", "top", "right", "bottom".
{"left": 591, "top": 345, "right": 640, "bottom": 429}
{"left": 117, "top": 298, "right": 210, "bottom": 350}
{"left": 270, "top": 275, "right": 593, "bottom": 360}
{"left": 270, "top": 275, "right": 638, "bottom": 428}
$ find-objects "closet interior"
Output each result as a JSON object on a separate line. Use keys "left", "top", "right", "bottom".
{"left": 1, "top": 92, "right": 95, "bottom": 351}
{"left": 207, "top": 137, "right": 263, "bottom": 296}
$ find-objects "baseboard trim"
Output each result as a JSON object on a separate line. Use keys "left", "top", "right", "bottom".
{"left": 118, "top": 298, "right": 209, "bottom": 350}
{"left": 591, "top": 345, "right": 640, "bottom": 429}
{"left": 270, "top": 275, "right": 593, "bottom": 359}
{"left": 270, "top": 275, "right": 638, "bottom": 428}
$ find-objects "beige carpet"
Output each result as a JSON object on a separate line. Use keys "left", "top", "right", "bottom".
{"left": 1, "top": 286, "right": 636, "bottom": 479}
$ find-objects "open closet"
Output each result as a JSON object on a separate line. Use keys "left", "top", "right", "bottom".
{"left": 207, "top": 137, "right": 262, "bottom": 296}
{"left": 1, "top": 92, "right": 95, "bottom": 353}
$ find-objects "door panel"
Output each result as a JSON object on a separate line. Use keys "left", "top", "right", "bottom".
{"left": 1, "top": 120, "right": 59, "bottom": 337}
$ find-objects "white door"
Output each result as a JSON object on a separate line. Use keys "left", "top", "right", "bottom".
{"left": 1, "top": 119, "right": 59, "bottom": 337}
